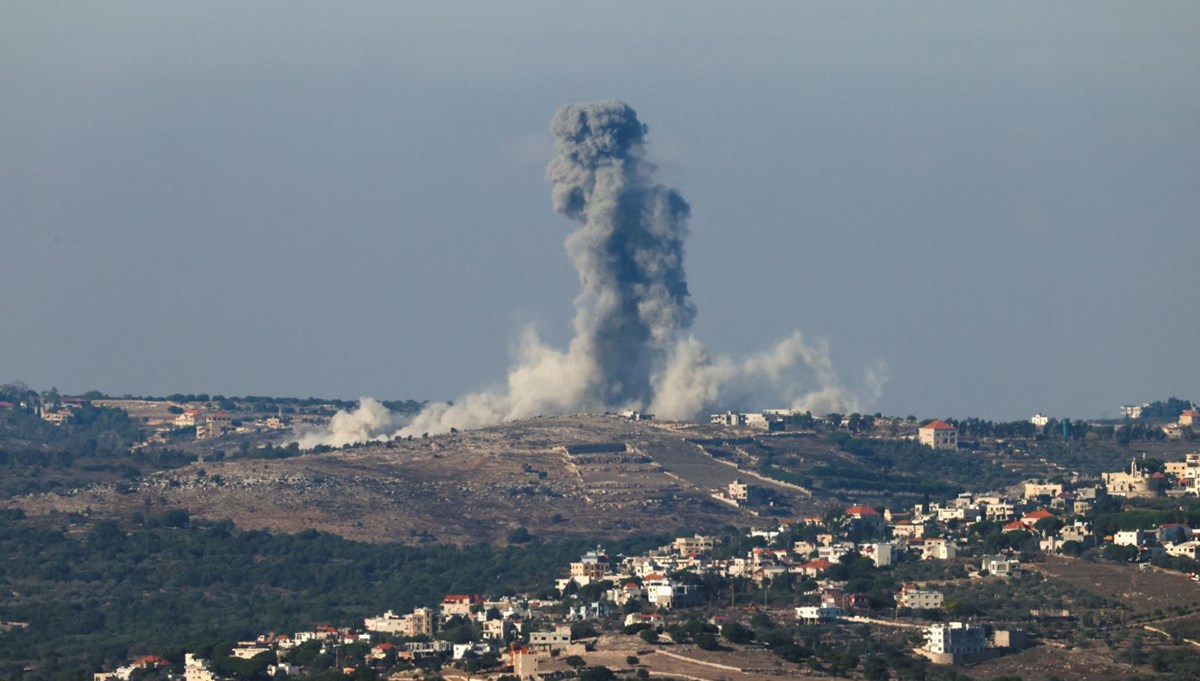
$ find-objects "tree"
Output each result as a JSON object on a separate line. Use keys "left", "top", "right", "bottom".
{"left": 564, "top": 655, "right": 586, "bottom": 669}
{"left": 507, "top": 526, "right": 533, "bottom": 544}
{"left": 722, "top": 621, "right": 755, "bottom": 644}
{"left": 862, "top": 654, "right": 889, "bottom": 681}
{"left": 579, "top": 667, "right": 615, "bottom": 681}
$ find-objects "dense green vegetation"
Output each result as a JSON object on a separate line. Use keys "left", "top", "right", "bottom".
{"left": 0, "top": 510, "right": 667, "bottom": 680}
{"left": 825, "top": 434, "right": 1022, "bottom": 498}
{"left": 0, "top": 405, "right": 142, "bottom": 455}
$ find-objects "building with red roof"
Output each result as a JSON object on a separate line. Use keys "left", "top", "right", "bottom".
{"left": 846, "top": 505, "right": 885, "bottom": 529}
{"left": 796, "top": 558, "right": 833, "bottom": 577}
{"left": 1022, "top": 509, "right": 1055, "bottom": 524}
{"left": 918, "top": 419, "right": 958, "bottom": 450}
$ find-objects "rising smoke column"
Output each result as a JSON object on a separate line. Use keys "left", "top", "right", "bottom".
{"left": 395, "top": 100, "right": 699, "bottom": 437}
{"left": 298, "top": 100, "right": 882, "bottom": 446}
{"left": 546, "top": 100, "right": 695, "bottom": 406}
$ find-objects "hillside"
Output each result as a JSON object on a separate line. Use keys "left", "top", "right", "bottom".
{"left": 9, "top": 407, "right": 1196, "bottom": 545}
{"left": 7, "top": 415, "right": 825, "bottom": 544}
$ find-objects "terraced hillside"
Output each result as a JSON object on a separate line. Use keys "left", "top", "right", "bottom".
{"left": 8, "top": 415, "right": 825, "bottom": 544}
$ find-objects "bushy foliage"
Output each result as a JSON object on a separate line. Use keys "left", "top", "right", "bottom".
{"left": 0, "top": 512, "right": 666, "bottom": 679}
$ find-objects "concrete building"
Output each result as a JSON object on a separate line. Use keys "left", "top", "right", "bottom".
{"left": 1023, "top": 482, "right": 1063, "bottom": 499}
{"left": 918, "top": 420, "right": 958, "bottom": 450}
{"left": 922, "top": 538, "right": 957, "bottom": 560}
{"left": 924, "top": 622, "right": 986, "bottom": 658}
{"left": 184, "top": 654, "right": 217, "bottom": 681}
{"left": 1121, "top": 404, "right": 1146, "bottom": 419}
{"left": 673, "top": 535, "right": 716, "bottom": 555}
{"left": 529, "top": 625, "right": 572, "bottom": 651}
{"left": 727, "top": 479, "right": 765, "bottom": 506}
{"left": 196, "top": 412, "right": 231, "bottom": 440}
{"left": 1113, "top": 529, "right": 1147, "bottom": 547}
{"left": 570, "top": 548, "right": 610, "bottom": 582}
{"left": 981, "top": 554, "right": 1020, "bottom": 576}
{"left": 511, "top": 646, "right": 538, "bottom": 680}
{"left": 861, "top": 542, "right": 894, "bottom": 567}
{"left": 365, "top": 607, "right": 434, "bottom": 637}
{"left": 1103, "top": 460, "right": 1164, "bottom": 498}
{"left": 897, "top": 584, "right": 944, "bottom": 610}
{"left": 795, "top": 605, "right": 842, "bottom": 624}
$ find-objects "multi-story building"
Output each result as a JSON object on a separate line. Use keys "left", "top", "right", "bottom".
{"left": 795, "top": 605, "right": 842, "bottom": 624}
{"left": 196, "top": 413, "right": 232, "bottom": 440}
{"left": 922, "top": 537, "right": 958, "bottom": 560}
{"left": 529, "top": 625, "right": 572, "bottom": 651}
{"left": 440, "top": 595, "right": 482, "bottom": 621}
{"left": 925, "top": 622, "right": 986, "bottom": 656}
{"left": 861, "top": 542, "right": 894, "bottom": 567}
{"left": 897, "top": 584, "right": 944, "bottom": 610}
{"left": 727, "top": 479, "right": 765, "bottom": 506}
{"left": 918, "top": 420, "right": 958, "bottom": 450}
{"left": 1121, "top": 404, "right": 1146, "bottom": 419}
{"left": 981, "top": 554, "right": 1019, "bottom": 576}
{"left": 673, "top": 535, "right": 716, "bottom": 555}
{"left": 570, "top": 549, "right": 610, "bottom": 582}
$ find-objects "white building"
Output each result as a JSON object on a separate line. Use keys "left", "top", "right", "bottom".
{"left": 795, "top": 605, "right": 842, "bottom": 624}
{"left": 897, "top": 584, "right": 944, "bottom": 610}
{"left": 1031, "top": 413, "right": 1049, "bottom": 427}
{"left": 981, "top": 554, "right": 1019, "bottom": 576}
{"left": 918, "top": 420, "right": 958, "bottom": 450}
{"left": 1121, "top": 404, "right": 1146, "bottom": 419}
{"left": 184, "top": 654, "right": 217, "bottom": 681}
{"left": 1166, "top": 541, "right": 1200, "bottom": 560}
{"left": 922, "top": 538, "right": 957, "bottom": 560}
{"left": 1113, "top": 530, "right": 1147, "bottom": 547}
{"left": 861, "top": 542, "right": 894, "bottom": 567}
{"left": 925, "top": 622, "right": 986, "bottom": 656}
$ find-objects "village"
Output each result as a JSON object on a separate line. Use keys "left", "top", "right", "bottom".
{"left": 91, "top": 409, "right": 1200, "bottom": 681}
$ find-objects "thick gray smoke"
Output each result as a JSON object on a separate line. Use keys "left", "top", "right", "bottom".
{"left": 296, "top": 100, "right": 883, "bottom": 446}
{"left": 547, "top": 101, "right": 695, "bottom": 406}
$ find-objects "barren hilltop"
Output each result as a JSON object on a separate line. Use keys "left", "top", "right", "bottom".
{"left": 11, "top": 414, "right": 824, "bottom": 544}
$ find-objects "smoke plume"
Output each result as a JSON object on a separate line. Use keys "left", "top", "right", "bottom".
{"left": 293, "top": 397, "right": 401, "bottom": 449}
{"left": 296, "top": 100, "right": 883, "bottom": 446}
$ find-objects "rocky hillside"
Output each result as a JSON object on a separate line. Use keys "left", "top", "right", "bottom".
{"left": 8, "top": 415, "right": 823, "bottom": 544}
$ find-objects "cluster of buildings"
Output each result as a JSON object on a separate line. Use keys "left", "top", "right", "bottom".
{"left": 1118, "top": 403, "right": 1198, "bottom": 439}
{"left": 37, "top": 397, "right": 86, "bottom": 425}
{"left": 707, "top": 410, "right": 961, "bottom": 450}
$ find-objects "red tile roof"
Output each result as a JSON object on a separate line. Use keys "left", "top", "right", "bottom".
{"left": 846, "top": 505, "right": 880, "bottom": 516}
{"left": 921, "top": 419, "right": 956, "bottom": 431}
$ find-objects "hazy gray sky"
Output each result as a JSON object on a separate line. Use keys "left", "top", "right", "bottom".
{"left": 3, "top": 2, "right": 1197, "bottom": 421}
